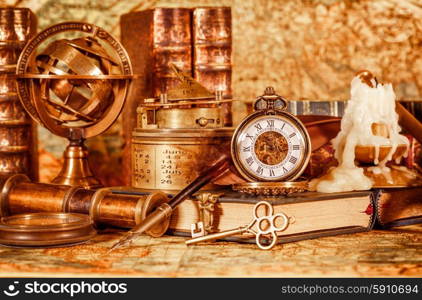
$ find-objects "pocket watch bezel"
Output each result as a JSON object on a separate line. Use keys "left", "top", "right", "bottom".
{"left": 231, "top": 109, "right": 311, "bottom": 182}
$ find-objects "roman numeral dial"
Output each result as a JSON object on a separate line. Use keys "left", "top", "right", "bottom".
{"left": 232, "top": 113, "right": 310, "bottom": 182}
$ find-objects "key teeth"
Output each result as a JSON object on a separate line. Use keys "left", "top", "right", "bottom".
{"left": 190, "top": 221, "right": 205, "bottom": 238}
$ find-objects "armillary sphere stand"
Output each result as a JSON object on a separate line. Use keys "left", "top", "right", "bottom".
{"left": 16, "top": 22, "right": 133, "bottom": 188}
{"left": 53, "top": 128, "right": 100, "bottom": 188}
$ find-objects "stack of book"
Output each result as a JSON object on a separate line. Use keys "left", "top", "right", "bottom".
{"left": 0, "top": 8, "right": 37, "bottom": 180}
{"left": 120, "top": 7, "right": 233, "bottom": 185}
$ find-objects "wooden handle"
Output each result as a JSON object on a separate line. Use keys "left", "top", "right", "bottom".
{"left": 168, "top": 154, "right": 231, "bottom": 208}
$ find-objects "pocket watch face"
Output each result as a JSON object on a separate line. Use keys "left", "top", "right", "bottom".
{"left": 231, "top": 112, "right": 310, "bottom": 182}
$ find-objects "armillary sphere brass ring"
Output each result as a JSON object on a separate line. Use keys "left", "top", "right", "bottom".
{"left": 15, "top": 22, "right": 133, "bottom": 139}
{"left": 0, "top": 212, "right": 96, "bottom": 247}
{"left": 232, "top": 181, "right": 309, "bottom": 196}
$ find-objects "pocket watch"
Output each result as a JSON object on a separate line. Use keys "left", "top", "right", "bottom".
{"left": 231, "top": 87, "right": 311, "bottom": 182}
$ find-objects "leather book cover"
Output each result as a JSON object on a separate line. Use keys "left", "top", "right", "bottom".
{"left": 287, "top": 100, "right": 347, "bottom": 117}
{"left": 0, "top": 8, "right": 38, "bottom": 181}
{"left": 193, "top": 7, "right": 232, "bottom": 126}
{"left": 120, "top": 8, "right": 192, "bottom": 185}
{"left": 168, "top": 190, "right": 376, "bottom": 244}
{"left": 375, "top": 187, "right": 422, "bottom": 228}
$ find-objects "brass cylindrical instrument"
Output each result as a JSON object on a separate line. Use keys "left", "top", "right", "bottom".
{"left": 0, "top": 174, "right": 169, "bottom": 230}
{"left": 131, "top": 65, "right": 234, "bottom": 191}
{"left": 132, "top": 128, "right": 232, "bottom": 191}
{"left": 0, "top": 8, "right": 38, "bottom": 180}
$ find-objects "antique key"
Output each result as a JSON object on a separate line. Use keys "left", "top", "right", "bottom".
{"left": 186, "top": 201, "right": 290, "bottom": 250}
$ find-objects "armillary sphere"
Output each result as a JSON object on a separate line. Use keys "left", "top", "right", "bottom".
{"left": 16, "top": 22, "right": 133, "bottom": 188}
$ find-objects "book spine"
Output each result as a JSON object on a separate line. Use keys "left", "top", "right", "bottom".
{"left": 0, "top": 8, "right": 38, "bottom": 180}
{"left": 193, "top": 7, "right": 232, "bottom": 126}
{"left": 287, "top": 100, "right": 346, "bottom": 117}
{"left": 121, "top": 10, "right": 152, "bottom": 186}
{"left": 375, "top": 188, "right": 422, "bottom": 228}
{"left": 152, "top": 8, "right": 192, "bottom": 97}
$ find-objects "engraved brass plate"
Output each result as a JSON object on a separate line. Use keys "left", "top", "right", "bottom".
{"left": 132, "top": 128, "right": 233, "bottom": 191}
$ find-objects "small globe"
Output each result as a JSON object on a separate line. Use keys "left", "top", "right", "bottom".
{"left": 36, "top": 36, "right": 117, "bottom": 128}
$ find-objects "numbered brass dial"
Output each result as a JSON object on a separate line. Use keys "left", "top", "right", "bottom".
{"left": 231, "top": 87, "right": 311, "bottom": 182}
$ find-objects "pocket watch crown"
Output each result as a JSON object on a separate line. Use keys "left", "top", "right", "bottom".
{"left": 254, "top": 87, "right": 287, "bottom": 111}
{"left": 264, "top": 86, "right": 275, "bottom": 95}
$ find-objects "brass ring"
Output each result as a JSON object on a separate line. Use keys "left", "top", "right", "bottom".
{"left": 0, "top": 174, "right": 30, "bottom": 217}
{"left": 16, "top": 22, "right": 133, "bottom": 139}
{"left": 140, "top": 192, "right": 170, "bottom": 238}
{"left": 134, "top": 197, "right": 145, "bottom": 225}
{"left": 232, "top": 181, "right": 309, "bottom": 196}
{"left": 61, "top": 187, "right": 84, "bottom": 212}
{"left": 88, "top": 188, "right": 111, "bottom": 226}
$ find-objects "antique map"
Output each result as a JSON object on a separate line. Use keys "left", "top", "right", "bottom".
{"left": 0, "top": 227, "right": 421, "bottom": 277}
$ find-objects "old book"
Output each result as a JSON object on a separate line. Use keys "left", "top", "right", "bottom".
{"left": 193, "top": 7, "right": 232, "bottom": 126}
{"left": 400, "top": 101, "right": 422, "bottom": 123}
{"left": 287, "top": 100, "right": 422, "bottom": 119}
{"left": 168, "top": 190, "right": 375, "bottom": 243}
{"left": 375, "top": 187, "right": 422, "bottom": 228}
{"left": 287, "top": 100, "right": 347, "bottom": 117}
{"left": 120, "top": 8, "right": 192, "bottom": 185}
{"left": 0, "top": 8, "right": 38, "bottom": 181}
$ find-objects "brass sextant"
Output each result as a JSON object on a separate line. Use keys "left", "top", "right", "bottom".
{"left": 138, "top": 64, "right": 232, "bottom": 130}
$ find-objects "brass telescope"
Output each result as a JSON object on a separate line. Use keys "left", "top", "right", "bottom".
{"left": 0, "top": 174, "right": 171, "bottom": 236}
